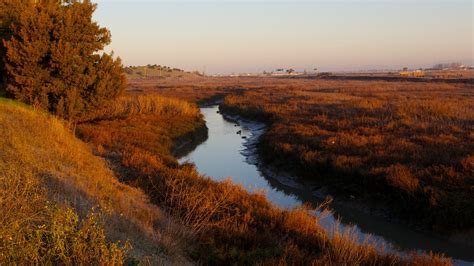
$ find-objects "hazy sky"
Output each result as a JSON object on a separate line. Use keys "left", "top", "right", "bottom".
{"left": 93, "top": 1, "right": 473, "bottom": 74}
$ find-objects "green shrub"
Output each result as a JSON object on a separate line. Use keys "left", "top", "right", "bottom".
{"left": 0, "top": 0, "right": 126, "bottom": 120}
{"left": 0, "top": 204, "right": 128, "bottom": 265}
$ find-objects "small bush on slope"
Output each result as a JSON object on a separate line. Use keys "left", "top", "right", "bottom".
{"left": 0, "top": 98, "right": 188, "bottom": 264}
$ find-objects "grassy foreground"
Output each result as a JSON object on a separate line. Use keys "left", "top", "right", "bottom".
{"left": 77, "top": 94, "right": 451, "bottom": 265}
{"left": 0, "top": 98, "right": 189, "bottom": 264}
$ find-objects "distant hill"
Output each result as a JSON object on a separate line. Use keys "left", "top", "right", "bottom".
{"left": 124, "top": 64, "right": 203, "bottom": 79}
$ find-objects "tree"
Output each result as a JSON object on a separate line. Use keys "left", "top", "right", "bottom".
{"left": 0, "top": 0, "right": 126, "bottom": 120}
{"left": 286, "top": 68, "right": 295, "bottom": 74}
{"left": 0, "top": 0, "right": 24, "bottom": 94}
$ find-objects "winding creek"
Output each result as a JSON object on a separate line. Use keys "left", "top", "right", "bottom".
{"left": 178, "top": 105, "right": 473, "bottom": 265}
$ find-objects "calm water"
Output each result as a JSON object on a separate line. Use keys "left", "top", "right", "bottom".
{"left": 178, "top": 106, "right": 473, "bottom": 265}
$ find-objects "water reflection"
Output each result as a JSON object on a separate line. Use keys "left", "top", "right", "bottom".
{"left": 178, "top": 106, "right": 473, "bottom": 265}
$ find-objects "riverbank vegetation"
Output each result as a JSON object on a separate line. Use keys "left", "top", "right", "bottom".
{"left": 129, "top": 75, "right": 473, "bottom": 232}
{"left": 217, "top": 78, "right": 473, "bottom": 233}
{"left": 77, "top": 94, "right": 451, "bottom": 265}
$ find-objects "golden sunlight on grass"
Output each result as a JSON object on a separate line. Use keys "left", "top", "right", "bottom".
{"left": 218, "top": 78, "right": 474, "bottom": 232}
{"left": 0, "top": 98, "right": 189, "bottom": 264}
{"left": 81, "top": 94, "right": 200, "bottom": 122}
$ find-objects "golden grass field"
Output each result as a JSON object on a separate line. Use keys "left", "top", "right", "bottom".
{"left": 129, "top": 76, "right": 474, "bottom": 232}
{"left": 219, "top": 78, "right": 473, "bottom": 232}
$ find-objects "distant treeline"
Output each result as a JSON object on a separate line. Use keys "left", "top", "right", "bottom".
{"left": 124, "top": 64, "right": 202, "bottom": 79}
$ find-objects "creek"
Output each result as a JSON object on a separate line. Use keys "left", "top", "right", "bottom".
{"left": 178, "top": 105, "right": 473, "bottom": 265}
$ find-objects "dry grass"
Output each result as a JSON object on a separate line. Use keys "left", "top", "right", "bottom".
{"left": 217, "top": 78, "right": 473, "bottom": 232}
{"left": 0, "top": 98, "right": 190, "bottom": 264}
{"left": 126, "top": 76, "right": 473, "bottom": 231}
{"left": 77, "top": 94, "right": 452, "bottom": 265}
{"left": 81, "top": 94, "right": 200, "bottom": 122}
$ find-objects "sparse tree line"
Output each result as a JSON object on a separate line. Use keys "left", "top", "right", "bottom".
{"left": 124, "top": 65, "right": 184, "bottom": 76}
{"left": 0, "top": 0, "right": 126, "bottom": 120}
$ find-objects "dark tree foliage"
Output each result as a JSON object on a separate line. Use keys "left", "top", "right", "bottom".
{"left": 0, "top": 0, "right": 19, "bottom": 93}
{"left": 0, "top": 0, "right": 126, "bottom": 120}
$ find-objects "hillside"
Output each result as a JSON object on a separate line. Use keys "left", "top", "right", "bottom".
{"left": 125, "top": 65, "right": 202, "bottom": 79}
{"left": 0, "top": 98, "right": 189, "bottom": 264}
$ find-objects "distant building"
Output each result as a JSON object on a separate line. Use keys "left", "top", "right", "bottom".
{"left": 270, "top": 72, "right": 304, "bottom": 77}
{"left": 399, "top": 70, "right": 425, "bottom": 77}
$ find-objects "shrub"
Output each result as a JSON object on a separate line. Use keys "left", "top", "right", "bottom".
{"left": 0, "top": 0, "right": 126, "bottom": 120}
{"left": 461, "top": 155, "right": 474, "bottom": 172}
{"left": 0, "top": 203, "right": 128, "bottom": 265}
{"left": 386, "top": 164, "right": 419, "bottom": 194}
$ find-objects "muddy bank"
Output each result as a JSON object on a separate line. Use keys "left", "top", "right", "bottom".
{"left": 172, "top": 122, "right": 209, "bottom": 159}
{"left": 172, "top": 94, "right": 234, "bottom": 158}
